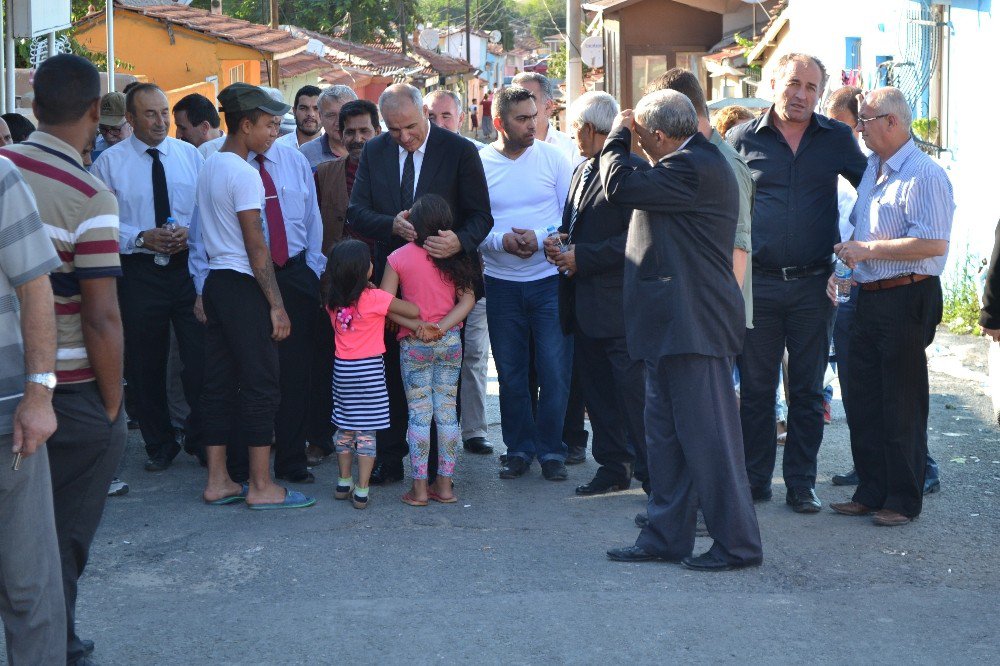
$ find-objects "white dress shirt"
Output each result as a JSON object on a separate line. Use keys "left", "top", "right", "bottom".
{"left": 545, "top": 124, "right": 585, "bottom": 167}
{"left": 199, "top": 135, "right": 225, "bottom": 159}
{"left": 397, "top": 123, "right": 431, "bottom": 202}
{"left": 92, "top": 134, "right": 203, "bottom": 254}
{"left": 276, "top": 131, "right": 310, "bottom": 149}
{"left": 188, "top": 141, "right": 324, "bottom": 292}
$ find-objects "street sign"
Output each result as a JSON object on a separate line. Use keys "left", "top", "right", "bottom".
{"left": 11, "top": 0, "right": 71, "bottom": 38}
{"left": 581, "top": 34, "right": 603, "bottom": 68}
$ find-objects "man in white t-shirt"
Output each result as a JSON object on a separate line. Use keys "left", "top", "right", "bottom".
{"left": 479, "top": 85, "right": 573, "bottom": 481}
{"left": 193, "top": 83, "right": 315, "bottom": 511}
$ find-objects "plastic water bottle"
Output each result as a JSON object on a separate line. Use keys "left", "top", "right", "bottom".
{"left": 834, "top": 258, "right": 853, "bottom": 303}
{"left": 154, "top": 217, "right": 176, "bottom": 266}
{"left": 545, "top": 224, "right": 571, "bottom": 276}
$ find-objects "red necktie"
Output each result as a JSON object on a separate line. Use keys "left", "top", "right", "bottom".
{"left": 255, "top": 154, "right": 289, "bottom": 266}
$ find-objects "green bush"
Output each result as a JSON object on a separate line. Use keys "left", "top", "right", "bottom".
{"left": 942, "top": 252, "right": 982, "bottom": 335}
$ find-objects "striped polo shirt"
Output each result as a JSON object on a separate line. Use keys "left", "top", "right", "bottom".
{"left": 850, "top": 139, "right": 955, "bottom": 283}
{"left": 0, "top": 156, "right": 62, "bottom": 435}
{"left": 0, "top": 132, "right": 122, "bottom": 385}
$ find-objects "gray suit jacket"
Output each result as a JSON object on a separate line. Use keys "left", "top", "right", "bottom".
{"left": 600, "top": 128, "right": 744, "bottom": 361}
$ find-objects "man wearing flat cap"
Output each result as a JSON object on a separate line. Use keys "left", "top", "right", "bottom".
{"left": 92, "top": 91, "right": 132, "bottom": 161}
{"left": 190, "top": 83, "right": 316, "bottom": 511}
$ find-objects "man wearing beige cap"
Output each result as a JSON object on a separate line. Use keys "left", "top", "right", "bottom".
{"left": 92, "top": 90, "right": 132, "bottom": 161}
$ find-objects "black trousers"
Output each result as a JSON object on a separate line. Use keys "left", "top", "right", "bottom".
{"left": 47, "top": 383, "right": 127, "bottom": 664}
{"left": 575, "top": 331, "right": 646, "bottom": 483}
{"left": 739, "top": 272, "right": 833, "bottom": 491}
{"left": 118, "top": 253, "right": 205, "bottom": 461}
{"left": 228, "top": 258, "right": 320, "bottom": 477}
{"left": 848, "top": 277, "right": 941, "bottom": 518}
{"left": 200, "top": 270, "right": 280, "bottom": 459}
{"left": 306, "top": 305, "right": 336, "bottom": 454}
{"left": 637, "top": 354, "right": 762, "bottom": 565}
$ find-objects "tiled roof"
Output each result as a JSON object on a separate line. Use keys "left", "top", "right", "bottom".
{"left": 286, "top": 27, "right": 418, "bottom": 75}
{"left": 78, "top": 2, "right": 307, "bottom": 58}
{"left": 487, "top": 43, "right": 505, "bottom": 55}
{"left": 704, "top": 44, "right": 744, "bottom": 63}
{"left": 257, "top": 54, "right": 386, "bottom": 89}
{"left": 514, "top": 35, "right": 543, "bottom": 51}
{"left": 366, "top": 39, "right": 474, "bottom": 77}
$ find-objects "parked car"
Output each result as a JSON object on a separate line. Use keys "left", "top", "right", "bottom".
{"left": 524, "top": 56, "right": 550, "bottom": 75}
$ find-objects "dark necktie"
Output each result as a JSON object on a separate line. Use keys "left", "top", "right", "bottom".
{"left": 568, "top": 161, "right": 594, "bottom": 242}
{"left": 255, "top": 154, "right": 290, "bottom": 266}
{"left": 147, "top": 148, "right": 170, "bottom": 227}
{"left": 400, "top": 150, "right": 415, "bottom": 210}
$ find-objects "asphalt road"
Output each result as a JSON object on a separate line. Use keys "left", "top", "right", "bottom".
{"left": 5, "top": 330, "right": 998, "bottom": 664}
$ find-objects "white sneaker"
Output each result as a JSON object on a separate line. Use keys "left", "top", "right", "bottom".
{"left": 107, "top": 478, "right": 129, "bottom": 496}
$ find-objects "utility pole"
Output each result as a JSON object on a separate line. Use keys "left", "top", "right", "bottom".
{"left": 566, "top": 0, "right": 582, "bottom": 107}
{"left": 399, "top": 0, "right": 407, "bottom": 56}
{"left": 465, "top": 0, "right": 471, "bottom": 63}
{"left": 269, "top": 0, "right": 279, "bottom": 87}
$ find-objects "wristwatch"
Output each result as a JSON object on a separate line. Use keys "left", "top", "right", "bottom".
{"left": 26, "top": 373, "right": 57, "bottom": 390}
{"left": 135, "top": 232, "right": 146, "bottom": 249}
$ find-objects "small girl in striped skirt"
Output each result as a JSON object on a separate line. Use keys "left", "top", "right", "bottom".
{"left": 322, "top": 239, "right": 420, "bottom": 508}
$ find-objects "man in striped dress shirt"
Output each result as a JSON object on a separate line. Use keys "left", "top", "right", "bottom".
{"left": 828, "top": 87, "right": 954, "bottom": 527}
{"left": 1, "top": 54, "right": 127, "bottom": 664}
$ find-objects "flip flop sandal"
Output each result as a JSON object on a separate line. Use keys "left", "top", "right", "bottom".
{"left": 401, "top": 491, "right": 428, "bottom": 507}
{"left": 247, "top": 489, "right": 317, "bottom": 510}
{"left": 205, "top": 483, "right": 249, "bottom": 506}
{"left": 427, "top": 490, "right": 457, "bottom": 504}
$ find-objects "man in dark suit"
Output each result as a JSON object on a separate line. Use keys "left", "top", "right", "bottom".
{"left": 544, "top": 91, "right": 648, "bottom": 495}
{"left": 347, "top": 84, "right": 493, "bottom": 483}
{"left": 602, "top": 90, "right": 763, "bottom": 571}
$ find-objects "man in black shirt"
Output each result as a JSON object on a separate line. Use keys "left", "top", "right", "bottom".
{"left": 728, "top": 53, "right": 866, "bottom": 513}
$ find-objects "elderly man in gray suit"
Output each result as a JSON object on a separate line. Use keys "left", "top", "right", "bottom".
{"left": 602, "top": 90, "right": 763, "bottom": 571}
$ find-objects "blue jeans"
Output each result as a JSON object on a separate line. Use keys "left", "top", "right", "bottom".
{"left": 485, "top": 275, "right": 571, "bottom": 463}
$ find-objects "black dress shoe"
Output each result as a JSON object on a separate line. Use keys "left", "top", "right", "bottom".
{"left": 81, "top": 639, "right": 95, "bottom": 655}
{"left": 144, "top": 457, "right": 171, "bottom": 472}
{"left": 831, "top": 469, "right": 859, "bottom": 486}
{"left": 576, "top": 474, "right": 629, "bottom": 495}
{"left": 565, "top": 446, "right": 586, "bottom": 465}
{"left": 607, "top": 545, "right": 675, "bottom": 562}
{"left": 786, "top": 486, "right": 822, "bottom": 513}
{"left": 277, "top": 469, "right": 315, "bottom": 484}
{"left": 499, "top": 456, "right": 530, "bottom": 479}
{"left": 369, "top": 462, "right": 404, "bottom": 485}
{"left": 634, "top": 512, "right": 649, "bottom": 528}
{"left": 923, "top": 477, "right": 940, "bottom": 495}
{"left": 682, "top": 551, "right": 761, "bottom": 571}
{"left": 462, "top": 437, "right": 494, "bottom": 455}
{"left": 750, "top": 485, "right": 772, "bottom": 502}
{"left": 540, "top": 459, "right": 568, "bottom": 481}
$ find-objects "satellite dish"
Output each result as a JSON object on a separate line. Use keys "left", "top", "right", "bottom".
{"left": 489, "top": 30, "right": 502, "bottom": 44}
{"left": 418, "top": 28, "right": 440, "bottom": 50}
{"left": 581, "top": 34, "right": 603, "bottom": 68}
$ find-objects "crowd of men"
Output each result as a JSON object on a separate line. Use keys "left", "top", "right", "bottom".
{"left": 1, "top": 48, "right": 986, "bottom": 663}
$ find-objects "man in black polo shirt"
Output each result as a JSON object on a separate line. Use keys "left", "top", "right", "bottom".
{"left": 728, "top": 53, "right": 866, "bottom": 513}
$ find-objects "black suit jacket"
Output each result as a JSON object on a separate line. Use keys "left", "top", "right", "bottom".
{"left": 981, "top": 219, "right": 1000, "bottom": 329}
{"left": 346, "top": 122, "right": 493, "bottom": 279}
{"left": 600, "top": 128, "right": 744, "bottom": 361}
{"left": 559, "top": 153, "right": 648, "bottom": 339}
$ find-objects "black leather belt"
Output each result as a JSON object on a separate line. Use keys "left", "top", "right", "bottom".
{"left": 275, "top": 250, "right": 305, "bottom": 271}
{"left": 753, "top": 261, "right": 832, "bottom": 281}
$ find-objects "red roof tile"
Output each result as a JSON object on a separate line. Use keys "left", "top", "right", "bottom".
{"left": 78, "top": 1, "right": 307, "bottom": 58}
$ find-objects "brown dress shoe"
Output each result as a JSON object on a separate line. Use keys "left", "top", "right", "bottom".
{"left": 830, "top": 501, "right": 875, "bottom": 516}
{"left": 873, "top": 509, "right": 912, "bottom": 526}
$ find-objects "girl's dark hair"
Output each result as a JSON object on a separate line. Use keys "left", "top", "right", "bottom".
{"left": 409, "top": 194, "right": 480, "bottom": 292}
{"left": 321, "top": 239, "right": 371, "bottom": 309}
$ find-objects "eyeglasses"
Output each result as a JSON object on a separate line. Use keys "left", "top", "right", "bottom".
{"left": 857, "top": 114, "right": 889, "bottom": 127}
{"left": 99, "top": 125, "right": 124, "bottom": 135}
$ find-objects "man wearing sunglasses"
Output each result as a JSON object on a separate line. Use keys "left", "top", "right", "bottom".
{"left": 91, "top": 91, "right": 132, "bottom": 162}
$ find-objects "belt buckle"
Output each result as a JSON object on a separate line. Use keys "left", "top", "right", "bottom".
{"left": 781, "top": 266, "right": 794, "bottom": 281}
